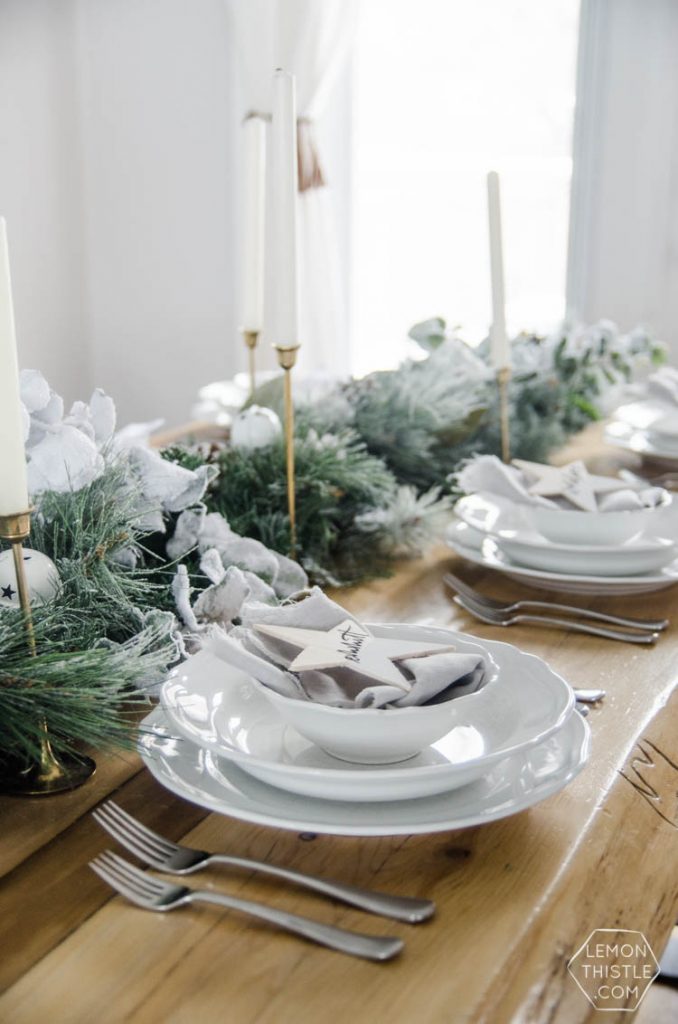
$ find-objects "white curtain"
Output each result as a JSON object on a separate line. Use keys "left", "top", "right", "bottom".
{"left": 228, "top": 0, "right": 356, "bottom": 376}
{"left": 567, "top": 0, "right": 678, "bottom": 354}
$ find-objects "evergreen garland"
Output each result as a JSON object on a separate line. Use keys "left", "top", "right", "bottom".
{"left": 208, "top": 429, "right": 442, "bottom": 585}
{"left": 289, "top": 320, "right": 665, "bottom": 492}
{"left": 0, "top": 466, "right": 178, "bottom": 769}
{"left": 0, "top": 316, "right": 663, "bottom": 769}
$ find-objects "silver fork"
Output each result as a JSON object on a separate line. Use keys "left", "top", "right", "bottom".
{"left": 453, "top": 592, "right": 658, "bottom": 645}
{"left": 90, "top": 851, "right": 403, "bottom": 962}
{"left": 92, "top": 801, "right": 434, "bottom": 924}
{"left": 444, "top": 572, "right": 668, "bottom": 632}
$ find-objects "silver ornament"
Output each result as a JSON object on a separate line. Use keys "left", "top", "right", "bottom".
{"left": 230, "top": 405, "right": 282, "bottom": 450}
{"left": 0, "top": 548, "right": 61, "bottom": 607}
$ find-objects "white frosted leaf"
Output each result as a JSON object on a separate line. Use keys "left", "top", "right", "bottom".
{"left": 89, "top": 388, "right": 117, "bottom": 443}
{"left": 166, "top": 509, "right": 205, "bottom": 560}
{"left": 197, "top": 512, "right": 237, "bottom": 552}
{"left": 199, "top": 547, "right": 226, "bottom": 585}
{"left": 270, "top": 551, "right": 308, "bottom": 597}
{"left": 19, "top": 369, "right": 51, "bottom": 413}
{"left": 217, "top": 536, "right": 279, "bottom": 580}
{"left": 27, "top": 427, "right": 104, "bottom": 495}
{"left": 193, "top": 566, "right": 251, "bottom": 623}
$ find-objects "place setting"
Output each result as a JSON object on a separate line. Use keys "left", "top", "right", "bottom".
{"left": 606, "top": 366, "right": 678, "bottom": 468}
{"left": 447, "top": 454, "right": 678, "bottom": 602}
{"left": 145, "top": 587, "right": 587, "bottom": 841}
{"left": 77, "top": 583, "right": 590, "bottom": 962}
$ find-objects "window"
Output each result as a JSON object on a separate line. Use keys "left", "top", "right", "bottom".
{"left": 349, "top": 0, "right": 580, "bottom": 374}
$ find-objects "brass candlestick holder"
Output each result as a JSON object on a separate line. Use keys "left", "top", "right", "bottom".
{"left": 274, "top": 343, "right": 300, "bottom": 557}
{"left": 0, "top": 510, "right": 95, "bottom": 795}
{"left": 242, "top": 329, "right": 260, "bottom": 399}
{"left": 497, "top": 366, "right": 512, "bottom": 463}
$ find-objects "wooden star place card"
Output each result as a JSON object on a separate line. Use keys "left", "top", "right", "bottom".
{"left": 513, "top": 458, "right": 598, "bottom": 511}
{"left": 253, "top": 618, "right": 456, "bottom": 690}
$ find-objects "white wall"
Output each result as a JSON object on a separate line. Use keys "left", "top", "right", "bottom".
{"left": 0, "top": 0, "right": 89, "bottom": 401}
{"left": 76, "top": 0, "right": 240, "bottom": 425}
{"left": 0, "top": 0, "right": 242, "bottom": 426}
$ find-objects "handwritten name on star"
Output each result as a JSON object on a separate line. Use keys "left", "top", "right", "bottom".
{"left": 254, "top": 618, "right": 456, "bottom": 689}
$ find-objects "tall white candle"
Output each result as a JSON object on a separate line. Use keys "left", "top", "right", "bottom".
{"left": 270, "top": 69, "right": 299, "bottom": 346}
{"left": 0, "top": 218, "right": 29, "bottom": 516}
{"left": 486, "top": 171, "right": 510, "bottom": 369}
{"left": 242, "top": 114, "right": 266, "bottom": 333}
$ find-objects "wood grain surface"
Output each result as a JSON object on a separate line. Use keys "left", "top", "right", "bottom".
{"left": 0, "top": 425, "right": 676, "bottom": 1024}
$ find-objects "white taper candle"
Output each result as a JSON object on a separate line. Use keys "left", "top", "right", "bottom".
{"left": 0, "top": 218, "right": 29, "bottom": 516}
{"left": 486, "top": 171, "right": 510, "bottom": 369}
{"left": 242, "top": 114, "right": 266, "bottom": 333}
{"left": 270, "top": 69, "right": 299, "bottom": 346}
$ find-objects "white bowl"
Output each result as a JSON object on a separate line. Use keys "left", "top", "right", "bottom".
{"left": 528, "top": 491, "right": 672, "bottom": 546}
{"left": 496, "top": 532, "right": 677, "bottom": 576}
{"left": 250, "top": 635, "right": 499, "bottom": 765}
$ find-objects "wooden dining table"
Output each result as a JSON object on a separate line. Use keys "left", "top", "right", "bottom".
{"left": 0, "top": 425, "right": 677, "bottom": 1024}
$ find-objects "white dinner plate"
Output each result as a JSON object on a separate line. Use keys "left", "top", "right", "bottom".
{"left": 447, "top": 521, "right": 678, "bottom": 595}
{"left": 604, "top": 421, "right": 678, "bottom": 466}
{"left": 613, "top": 400, "right": 678, "bottom": 441}
{"left": 455, "top": 494, "right": 676, "bottom": 576}
{"left": 138, "top": 706, "right": 590, "bottom": 836}
{"left": 161, "top": 634, "right": 574, "bottom": 802}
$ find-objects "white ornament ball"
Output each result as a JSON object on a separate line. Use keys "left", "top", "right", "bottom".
{"left": 0, "top": 548, "right": 61, "bottom": 607}
{"left": 230, "top": 405, "right": 283, "bottom": 450}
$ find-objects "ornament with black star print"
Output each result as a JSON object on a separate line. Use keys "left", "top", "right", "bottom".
{"left": 0, "top": 549, "right": 60, "bottom": 607}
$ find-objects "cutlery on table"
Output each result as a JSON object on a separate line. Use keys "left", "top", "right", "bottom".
{"left": 452, "top": 592, "right": 658, "bottom": 645}
{"left": 572, "top": 689, "right": 606, "bottom": 703}
{"left": 90, "top": 850, "right": 403, "bottom": 962}
{"left": 92, "top": 800, "right": 434, "bottom": 924}
{"left": 444, "top": 573, "right": 668, "bottom": 632}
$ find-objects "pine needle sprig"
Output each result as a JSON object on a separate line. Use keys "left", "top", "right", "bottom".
{"left": 0, "top": 610, "right": 175, "bottom": 764}
{"left": 209, "top": 429, "right": 399, "bottom": 583}
{"left": 28, "top": 463, "right": 170, "bottom": 643}
{"left": 0, "top": 464, "right": 180, "bottom": 764}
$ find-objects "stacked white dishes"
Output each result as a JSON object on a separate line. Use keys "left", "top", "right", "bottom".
{"left": 606, "top": 367, "right": 678, "bottom": 466}
{"left": 448, "top": 458, "right": 678, "bottom": 595}
{"left": 146, "top": 623, "right": 590, "bottom": 836}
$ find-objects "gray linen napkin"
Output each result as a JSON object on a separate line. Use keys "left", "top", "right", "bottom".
{"left": 457, "top": 454, "right": 665, "bottom": 512}
{"left": 206, "top": 587, "right": 486, "bottom": 709}
{"left": 597, "top": 487, "right": 666, "bottom": 511}
{"left": 647, "top": 367, "right": 678, "bottom": 406}
{"left": 456, "top": 455, "right": 555, "bottom": 507}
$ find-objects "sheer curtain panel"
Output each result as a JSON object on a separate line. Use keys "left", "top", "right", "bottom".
{"left": 228, "top": 0, "right": 356, "bottom": 376}
{"left": 567, "top": 0, "right": 678, "bottom": 354}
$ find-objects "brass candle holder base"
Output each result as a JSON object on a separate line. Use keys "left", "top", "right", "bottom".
{"left": 0, "top": 745, "right": 96, "bottom": 797}
{"left": 274, "top": 343, "right": 300, "bottom": 557}
{"left": 243, "top": 329, "right": 260, "bottom": 399}
{"left": 497, "top": 366, "right": 512, "bottom": 464}
{"left": 0, "top": 509, "right": 96, "bottom": 796}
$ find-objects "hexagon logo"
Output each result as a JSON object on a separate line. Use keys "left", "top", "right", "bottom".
{"left": 568, "top": 929, "right": 660, "bottom": 1012}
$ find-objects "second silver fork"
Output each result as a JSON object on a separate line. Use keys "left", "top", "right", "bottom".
{"left": 91, "top": 851, "right": 403, "bottom": 961}
{"left": 444, "top": 573, "right": 668, "bottom": 632}
{"left": 453, "top": 592, "right": 658, "bottom": 644}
